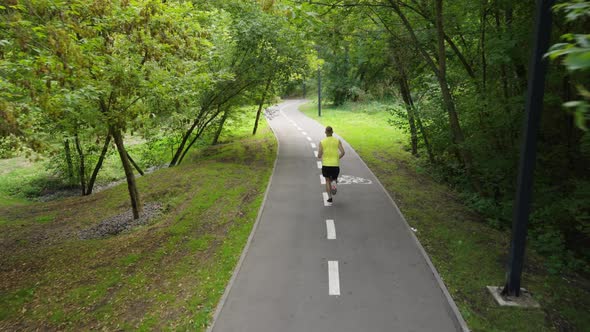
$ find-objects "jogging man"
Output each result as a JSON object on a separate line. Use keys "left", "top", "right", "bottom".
{"left": 318, "top": 126, "right": 345, "bottom": 203}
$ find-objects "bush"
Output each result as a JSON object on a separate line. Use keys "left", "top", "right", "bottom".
{"left": 0, "top": 135, "right": 23, "bottom": 159}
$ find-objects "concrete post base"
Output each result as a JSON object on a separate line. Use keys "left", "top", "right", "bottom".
{"left": 487, "top": 286, "right": 541, "bottom": 308}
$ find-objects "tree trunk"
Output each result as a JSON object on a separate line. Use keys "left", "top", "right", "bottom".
{"left": 398, "top": 1, "right": 476, "bottom": 79}
{"left": 112, "top": 126, "right": 142, "bottom": 219}
{"left": 170, "top": 104, "right": 213, "bottom": 167}
{"left": 171, "top": 81, "right": 256, "bottom": 166}
{"left": 434, "top": 0, "right": 481, "bottom": 192}
{"left": 435, "top": 0, "right": 474, "bottom": 166}
{"left": 388, "top": 0, "right": 445, "bottom": 84}
{"left": 402, "top": 86, "right": 418, "bottom": 156}
{"left": 212, "top": 106, "right": 228, "bottom": 145}
{"left": 389, "top": 0, "right": 470, "bottom": 168}
{"left": 64, "top": 139, "right": 74, "bottom": 184}
{"left": 435, "top": 0, "right": 462, "bottom": 161}
{"left": 253, "top": 78, "right": 272, "bottom": 136}
{"left": 169, "top": 117, "right": 199, "bottom": 167}
{"left": 126, "top": 152, "right": 144, "bottom": 176}
{"left": 168, "top": 100, "right": 199, "bottom": 167}
{"left": 388, "top": 0, "right": 469, "bottom": 166}
{"left": 177, "top": 107, "right": 224, "bottom": 165}
{"left": 86, "top": 132, "right": 111, "bottom": 195}
{"left": 445, "top": 34, "right": 476, "bottom": 79}
{"left": 74, "top": 133, "right": 86, "bottom": 195}
{"left": 414, "top": 108, "right": 436, "bottom": 164}
{"left": 392, "top": 50, "right": 418, "bottom": 156}
{"left": 389, "top": 39, "right": 435, "bottom": 163}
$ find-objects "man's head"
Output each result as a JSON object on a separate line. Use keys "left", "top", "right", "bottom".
{"left": 325, "top": 126, "right": 333, "bottom": 136}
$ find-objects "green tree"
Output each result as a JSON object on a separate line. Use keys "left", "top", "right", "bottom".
{"left": 168, "top": 1, "right": 307, "bottom": 165}
{"left": 547, "top": 0, "right": 590, "bottom": 130}
{"left": 1, "top": 0, "right": 219, "bottom": 218}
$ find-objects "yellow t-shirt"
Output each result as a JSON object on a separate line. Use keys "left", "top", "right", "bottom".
{"left": 321, "top": 136, "right": 340, "bottom": 167}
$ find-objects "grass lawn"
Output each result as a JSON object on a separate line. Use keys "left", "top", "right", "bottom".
{"left": 300, "top": 101, "right": 590, "bottom": 332}
{"left": 0, "top": 111, "right": 276, "bottom": 331}
{"left": 0, "top": 157, "right": 47, "bottom": 207}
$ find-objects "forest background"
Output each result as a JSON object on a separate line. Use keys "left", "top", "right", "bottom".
{"left": 1, "top": 0, "right": 589, "bottom": 330}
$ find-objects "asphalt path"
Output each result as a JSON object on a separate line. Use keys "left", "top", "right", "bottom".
{"left": 209, "top": 100, "right": 468, "bottom": 332}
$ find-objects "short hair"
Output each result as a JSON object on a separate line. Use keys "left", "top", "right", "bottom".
{"left": 325, "top": 126, "right": 333, "bottom": 134}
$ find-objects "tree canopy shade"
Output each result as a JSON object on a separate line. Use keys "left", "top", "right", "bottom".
{"left": 292, "top": 0, "right": 589, "bottom": 272}
{"left": 166, "top": 1, "right": 308, "bottom": 166}
{"left": 2, "top": 0, "right": 228, "bottom": 218}
{"left": 1, "top": 0, "right": 309, "bottom": 219}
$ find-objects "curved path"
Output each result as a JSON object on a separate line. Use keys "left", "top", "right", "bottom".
{"left": 209, "top": 100, "right": 468, "bottom": 332}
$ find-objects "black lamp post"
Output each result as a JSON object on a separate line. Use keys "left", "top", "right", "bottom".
{"left": 502, "top": 0, "right": 554, "bottom": 297}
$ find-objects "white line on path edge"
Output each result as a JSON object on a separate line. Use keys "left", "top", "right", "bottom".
{"left": 320, "top": 175, "right": 326, "bottom": 185}
{"left": 322, "top": 192, "right": 331, "bottom": 206}
{"left": 317, "top": 161, "right": 322, "bottom": 169}
{"left": 302, "top": 131, "right": 308, "bottom": 135}
{"left": 307, "top": 137, "right": 312, "bottom": 141}
{"left": 311, "top": 143, "right": 317, "bottom": 148}
{"left": 314, "top": 151, "right": 318, "bottom": 158}
{"left": 328, "top": 261, "right": 340, "bottom": 296}
{"left": 326, "top": 220, "right": 336, "bottom": 240}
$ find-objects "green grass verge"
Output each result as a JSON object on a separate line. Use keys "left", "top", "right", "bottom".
{"left": 300, "top": 101, "right": 589, "bottom": 332}
{"left": 0, "top": 113, "right": 276, "bottom": 331}
{"left": 0, "top": 157, "right": 47, "bottom": 205}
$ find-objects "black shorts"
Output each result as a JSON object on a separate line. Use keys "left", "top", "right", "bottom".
{"left": 322, "top": 166, "right": 340, "bottom": 180}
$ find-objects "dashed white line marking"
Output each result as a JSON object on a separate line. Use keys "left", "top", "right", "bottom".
{"left": 328, "top": 261, "right": 340, "bottom": 296}
{"left": 317, "top": 161, "right": 322, "bottom": 169}
{"left": 311, "top": 143, "right": 317, "bottom": 148}
{"left": 322, "top": 192, "right": 331, "bottom": 206}
{"left": 314, "top": 151, "right": 318, "bottom": 157}
{"left": 302, "top": 131, "right": 308, "bottom": 135}
{"left": 307, "top": 137, "right": 312, "bottom": 141}
{"left": 320, "top": 175, "right": 326, "bottom": 185}
{"left": 326, "top": 220, "right": 336, "bottom": 240}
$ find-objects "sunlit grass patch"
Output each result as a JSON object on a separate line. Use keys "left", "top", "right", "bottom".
{"left": 0, "top": 159, "right": 53, "bottom": 200}
{"left": 34, "top": 214, "right": 56, "bottom": 224}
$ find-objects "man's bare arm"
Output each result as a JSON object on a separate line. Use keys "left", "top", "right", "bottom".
{"left": 338, "top": 140, "right": 345, "bottom": 159}
{"left": 318, "top": 143, "right": 323, "bottom": 159}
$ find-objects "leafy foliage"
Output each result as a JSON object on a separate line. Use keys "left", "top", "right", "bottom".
{"left": 548, "top": 1, "right": 590, "bottom": 131}
{"left": 1, "top": 0, "right": 308, "bottom": 217}
{"left": 296, "top": 0, "right": 590, "bottom": 275}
